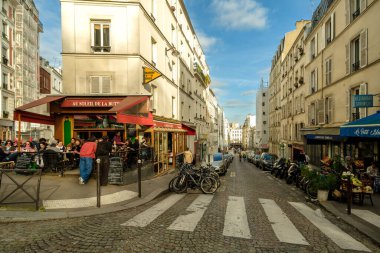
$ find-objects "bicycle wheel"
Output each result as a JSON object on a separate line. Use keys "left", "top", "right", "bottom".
{"left": 210, "top": 172, "right": 221, "bottom": 188}
{"left": 172, "top": 175, "right": 187, "bottom": 193}
{"left": 200, "top": 177, "right": 218, "bottom": 194}
{"left": 306, "top": 181, "right": 318, "bottom": 199}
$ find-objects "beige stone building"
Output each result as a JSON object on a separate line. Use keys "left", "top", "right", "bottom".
{"left": 269, "top": 0, "right": 380, "bottom": 166}
{"left": 60, "top": 0, "right": 221, "bottom": 166}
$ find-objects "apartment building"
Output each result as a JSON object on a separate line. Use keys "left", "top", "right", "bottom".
{"left": 229, "top": 123, "right": 242, "bottom": 145}
{"left": 269, "top": 0, "right": 380, "bottom": 165}
{"left": 255, "top": 80, "right": 269, "bottom": 152}
{"left": 61, "top": 0, "right": 220, "bottom": 165}
{"left": 0, "top": 0, "right": 18, "bottom": 140}
{"left": 242, "top": 114, "right": 256, "bottom": 149}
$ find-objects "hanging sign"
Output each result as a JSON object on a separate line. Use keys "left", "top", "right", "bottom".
{"left": 353, "top": 95, "right": 373, "bottom": 108}
{"left": 143, "top": 67, "right": 162, "bottom": 84}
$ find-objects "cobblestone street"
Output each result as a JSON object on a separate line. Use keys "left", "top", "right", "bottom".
{"left": 0, "top": 157, "right": 378, "bottom": 253}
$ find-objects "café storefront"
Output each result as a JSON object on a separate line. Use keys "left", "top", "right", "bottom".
{"left": 14, "top": 95, "right": 192, "bottom": 173}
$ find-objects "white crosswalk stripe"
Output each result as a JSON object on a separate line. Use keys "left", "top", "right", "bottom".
{"left": 352, "top": 209, "right": 380, "bottom": 228}
{"left": 259, "top": 198, "right": 309, "bottom": 245}
{"left": 289, "top": 202, "right": 371, "bottom": 252}
{"left": 168, "top": 195, "right": 214, "bottom": 232}
{"left": 223, "top": 196, "right": 251, "bottom": 239}
{"left": 121, "top": 194, "right": 185, "bottom": 227}
{"left": 121, "top": 194, "right": 372, "bottom": 251}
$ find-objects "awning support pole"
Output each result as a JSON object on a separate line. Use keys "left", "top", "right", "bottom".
{"left": 18, "top": 113, "right": 21, "bottom": 152}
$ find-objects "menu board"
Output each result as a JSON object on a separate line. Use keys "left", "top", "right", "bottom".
{"left": 108, "top": 157, "right": 124, "bottom": 185}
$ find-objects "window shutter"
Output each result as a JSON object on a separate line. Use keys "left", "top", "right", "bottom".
{"left": 345, "top": 44, "right": 350, "bottom": 74}
{"left": 315, "top": 33, "right": 318, "bottom": 54}
{"left": 91, "top": 76, "right": 100, "bottom": 93}
{"left": 308, "top": 104, "right": 312, "bottom": 125}
{"left": 331, "top": 13, "right": 335, "bottom": 39}
{"left": 359, "top": 83, "right": 368, "bottom": 118}
{"left": 360, "top": 29, "right": 368, "bottom": 68}
{"left": 316, "top": 68, "right": 318, "bottom": 91}
{"left": 329, "top": 97, "right": 334, "bottom": 124}
{"left": 325, "top": 60, "right": 328, "bottom": 86}
{"left": 102, "top": 76, "right": 111, "bottom": 93}
{"left": 317, "top": 99, "right": 325, "bottom": 124}
{"left": 346, "top": 90, "right": 350, "bottom": 122}
{"left": 345, "top": 0, "right": 350, "bottom": 26}
{"left": 321, "top": 24, "right": 326, "bottom": 49}
{"left": 360, "top": 0, "right": 367, "bottom": 12}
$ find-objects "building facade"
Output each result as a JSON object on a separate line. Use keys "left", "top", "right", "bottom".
{"left": 61, "top": 0, "right": 222, "bottom": 166}
{"left": 242, "top": 114, "right": 256, "bottom": 149}
{"left": 268, "top": 0, "right": 380, "bottom": 167}
{"left": 255, "top": 80, "right": 269, "bottom": 152}
{"left": 229, "top": 123, "right": 242, "bottom": 145}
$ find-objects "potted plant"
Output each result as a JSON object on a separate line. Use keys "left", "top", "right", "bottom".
{"left": 315, "top": 173, "right": 337, "bottom": 202}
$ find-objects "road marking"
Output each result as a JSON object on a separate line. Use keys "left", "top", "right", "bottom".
{"left": 289, "top": 202, "right": 371, "bottom": 252}
{"left": 223, "top": 196, "right": 251, "bottom": 239}
{"left": 259, "top": 199, "right": 309, "bottom": 245}
{"left": 230, "top": 172, "right": 236, "bottom": 177}
{"left": 43, "top": 190, "right": 138, "bottom": 209}
{"left": 168, "top": 195, "right": 214, "bottom": 232}
{"left": 121, "top": 194, "right": 185, "bottom": 227}
{"left": 352, "top": 209, "right": 380, "bottom": 228}
{"left": 266, "top": 176, "right": 274, "bottom": 180}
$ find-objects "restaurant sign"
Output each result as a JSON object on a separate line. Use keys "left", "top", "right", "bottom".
{"left": 353, "top": 95, "right": 373, "bottom": 108}
{"left": 61, "top": 99, "right": 122, "bottom": 108}
{"left": 340, "top": 126, "right": 380, "bottom": 138}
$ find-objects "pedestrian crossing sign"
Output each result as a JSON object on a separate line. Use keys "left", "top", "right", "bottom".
{"left": 143, "top": 67, "right": 162, "bottom": 84}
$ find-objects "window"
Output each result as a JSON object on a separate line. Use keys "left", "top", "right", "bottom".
{"left": 172, "top": 96, "right": 176, "bottom": 118}
{"left": 311, "top": 69, "right": 318, "bottom": 93}
{"left": 310, "top": 37, "right": 316, "bottom": 59}
{"left": 351, "top": 36, "right": 360, "bottom": 72}
{"left": 325, "top": 97, "right": 333, "bottom": 124}
{"left": 2, "top": 96, "right": 8, "bottom": 118}
{"left": 91, "top": 21, "right": 110, "bottom": 52}
{"left": 151, "top": 38, "right": 157, "bottom": 66}
{"left": 308, "top": 103, "right": 316, "bottom": 125}
{"left": 171, "top": 25, "right": 176, "bottom": 47}
{"left": 90, "top": 76, "right": 111, "bottom": 94}
{"left": 346, "top": 30, "right": 367, "bottom": 74}
{"left": 2, "top": 73, "right": 7, "bottom": 89}
{"left": 347, "top": 0, "right": 367, "bottom": 24}
{"left": 172, "top": 61, "right": 176, "bottom": 81}
{"left": 325, "top": 58, "right": 332, "bottom": 85}
{"left": 325, "top": 17, "right": 333, "bottom": 45}
{"left": 263, "top": 92, "right": 266, "bottom": 97}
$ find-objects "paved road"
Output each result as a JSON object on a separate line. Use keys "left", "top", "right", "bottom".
{"left": 0, "top": 157, "right": 379, "bottom": 253}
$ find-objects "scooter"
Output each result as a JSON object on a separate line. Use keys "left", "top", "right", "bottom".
{"left": 286, "top": 162, "right": 300, "bottom": 184}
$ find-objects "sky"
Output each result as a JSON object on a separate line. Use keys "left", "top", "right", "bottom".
{"left": 35, "top": 0, "right": 318, "bottom": 125}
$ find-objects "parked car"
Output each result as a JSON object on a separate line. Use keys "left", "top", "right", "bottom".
{"left": 212, "top": 153, "right": 227, "bottom": 175}
{"left": 259, "top": 153, "right": 278, "bottom": 171}
{"left": 253, "top": 154, "right": 261, "bottom": 166}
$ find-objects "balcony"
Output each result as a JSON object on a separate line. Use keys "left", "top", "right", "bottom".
{"left": 298, "top": 47, "right": 304, "bottom": 56}
{"left": 193, "top": 62, "right": 208, "bottom": 86}
{"left": 2, "top": 32, "right": 7, "bottom": 40}
{"left": 2, "top": 56, "right": 8, "bottom": 65}
{"left": 326, "top": 37, "right": 331, "bottom": 45}
{"left": 352, "top": 61, "right": 360, "bottom": 72}
{"left": 2, "top": 83, "right": 8, "bottom": 90}
{"left": 298, "top": 77, "right": 304, "bottom": 84}
{"left": 352, "top": 9, "right": 360, "bottom": 20}
{"left": 91, "top": 46, "right": 111, "bottom": 53}
{"left": 2, "top": 7, "right": 7, "bottom": 16}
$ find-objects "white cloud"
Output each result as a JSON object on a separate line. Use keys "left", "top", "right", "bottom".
{"left": 212, "top": 0, "right": 268, "bottom": 30}
{"left": 241, "top": 89, "right": 257, "bottom": 96}
{"left": 197, "top": 32, "right": 218, "bottom": 52}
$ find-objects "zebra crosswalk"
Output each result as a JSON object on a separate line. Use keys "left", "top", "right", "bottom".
{"left": 121, "top": 194, "right": 371, "bottom": 252}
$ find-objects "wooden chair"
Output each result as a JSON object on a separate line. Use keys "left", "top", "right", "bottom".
{"left": 42, "top": 150, "right": 65, "bottom": 177}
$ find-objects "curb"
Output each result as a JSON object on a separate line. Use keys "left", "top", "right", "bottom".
{"left": 319, "top": 201, "right": 380, "bottom": 246}
{"left": 0, "top": 187, "right": 169, "bottom": 223}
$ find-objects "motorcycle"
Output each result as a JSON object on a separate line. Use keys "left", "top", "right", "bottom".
{"left": 271, "top": 158, "right": 286, "bottom": 175}
{"left": 286, "top": 162, "right": 301, "bottom": 184}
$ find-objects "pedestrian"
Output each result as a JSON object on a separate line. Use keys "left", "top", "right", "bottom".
{"left": 79, "top": 137, "right": 97, "bottom": 185}
{"left": 366, "top": 161, "right": 378, "bottom": 178}
{"left": 184, "top": 147, "right": 193, "bottom": 164}
{"left": 96, "top": 136, "right": 112, "bottom": 186}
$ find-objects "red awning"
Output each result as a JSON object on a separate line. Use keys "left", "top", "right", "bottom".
{"left": 14, "top": 111, "right": 55, "bottom": 125}
{"left": 116, "top": 112, "right": 153, "bottom": 125}
{"left": 110, "top": 96, "right": 149, "bottom": 113}
{"left": 15, "top": 96, "right": 65, "bottom": 111}
{"left": 182, "top": 124, "right": 196, "bottom": 136}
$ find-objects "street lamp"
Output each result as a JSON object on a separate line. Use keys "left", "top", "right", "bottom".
{"left": 166, "top": 46, "right": 180, "bottom": 56}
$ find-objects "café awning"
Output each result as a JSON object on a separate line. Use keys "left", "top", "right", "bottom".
{"left": 15, "top": 96, "right": 65, "bottom": 111}
{"left": 340, "top": 111, "right": 380, "bottom": 138}
{"left": 111, "top": 96, "right": 153, "bottom": 125}
{"left": 109, "top": 96, "right": 149, "bottom": 113}
{"left": 14, "top": 110, "right": 55, "bottom": 125}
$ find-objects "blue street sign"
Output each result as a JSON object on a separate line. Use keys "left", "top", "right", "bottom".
{"left": 353, "top": 95, "right": 373, "bottom": 108}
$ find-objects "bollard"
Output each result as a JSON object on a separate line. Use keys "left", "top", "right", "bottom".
{"left": 137, "top": 159, "right": 142, "bottom": 198}
{"left": 347, "top": 175, "right": 352, "bottom": 215}
{"left": 96, "top": 158, "right": 101, "bottom": 208}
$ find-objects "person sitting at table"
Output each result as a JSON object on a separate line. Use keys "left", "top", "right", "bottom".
{"left": 66, "top": 138, "right": 76, "bottom": 151}
{"left": 46, "top": 139, "right": 61, "bottom": 153}
{"left": 0, "top": 145, "right": 7, "bottom": 162}
{"left": 22, "top": 141, "right": 35, "bottom": 152}
{"left": 57, "top": 140, "right": 66, "bottom": 152}
{"left": 112, "top": 131, "right": 123, "bottom": 144}
{"left": 4, "top": 140, "right": 14, "bottom": 153}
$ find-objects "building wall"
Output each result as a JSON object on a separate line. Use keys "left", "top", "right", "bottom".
{"left": 255, "top": 85, "right": 269, "bottom": 151}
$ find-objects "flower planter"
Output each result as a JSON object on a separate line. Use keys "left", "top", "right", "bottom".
{"left": 317, "top": 189, "right": 329, "bottom": 202}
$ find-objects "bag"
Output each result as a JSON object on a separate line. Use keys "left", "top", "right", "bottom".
{"left": 35, "top": 155, "right": 44, "bottom": 168}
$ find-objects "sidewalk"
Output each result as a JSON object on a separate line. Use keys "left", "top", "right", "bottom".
{"left": 0, "top": 168, "right": 176, "bottom": 222}
{"left": 320, "top": 193, "right": 380, "bottom": 245}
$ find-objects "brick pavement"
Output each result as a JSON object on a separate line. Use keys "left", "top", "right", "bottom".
{"left": 0, "top": 157, "right": 379, "bottom": 252}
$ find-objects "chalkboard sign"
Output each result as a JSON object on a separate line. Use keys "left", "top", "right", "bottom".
{"left": 108, "top": 157, "right": 124, "bottom": 185}
{"left": 15, "top": 155, "right": 34, "bottom": 175}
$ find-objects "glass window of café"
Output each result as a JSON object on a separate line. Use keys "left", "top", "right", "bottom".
{"left": 73, "top": 115, "right": 124, "bottom": 140}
